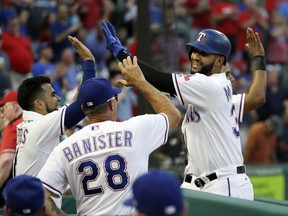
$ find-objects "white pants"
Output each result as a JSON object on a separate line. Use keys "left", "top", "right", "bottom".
{"left": 181, "top": 173, "right": 254, "bottom": 200}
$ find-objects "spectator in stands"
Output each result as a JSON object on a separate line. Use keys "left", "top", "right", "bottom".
{"left": 211, "top": 0, "right": 239, "bottom": 58}
{"left": 265, "top": 0, "right": 283, "bottom": 15}
{"left": 32, "top": 42, "right": 62, "bottom": 97}
{"left": 0, "top": 57, "right": 11, "bottom": 99}
{"left": 0, "top": 27, "right": 10, "bottom": 73}
{"left": 2, "top": 174, "right": 47, "bottom": 216}
{"left": 50, "top": 3, "right": 81, "bottom": 62}
{"left": 74, "top": 0, "right": 114, "bottom": 31}
{"left": 186, "top": 0, "right": 215, "bottom": 41}
{"left": 22, "top": 0, "right": 49, "bottom": 41}
{"left": 266, "top": 11, "right": 288, "bottom": 65}
{"left": 18, "top": 9, "right": 29, "bottom": 36}
{"left": 38, "top": 12, "right": 56, "bottom": 43}
{"left": 0, "top": 28, "right": 11, "bottom": 98}
{"left": 124, "top": 170, "right": 188, "bottom": 216}
{"left": 256, "top": 64, "right": 288, "bottom": 121}
{"left": 235, "top": 0, "right": 269, "bottom": 73}
{"left": 277, "top": 102, "right": 288, "bottom": 163}
{"left": 57, "top": 47, "right": 80, "bottom": 94}
{"left": 2, "top": 15, "right": 34, "bottom": 90}
{"left": 153, "top": 24, "right": 187, "bottom": 72}
{"left": 0, "top": 91, "right": 23, "bottom": 207}
{"left": 244, "top": 115, "right": 283, "bottom": 164}
{"left": 0, "top": 0, "right": 17, "bottom": 29}
{"left": 84, "top": 22, "right": 109, "bottom": 78}
{"left": 277, "top": 0, "right": 288, "bottom": 19}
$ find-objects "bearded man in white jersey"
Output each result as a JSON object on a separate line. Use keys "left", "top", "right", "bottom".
{"left": 102, "top": 22, "right": 266, "bottom": 200}
{"left": 37, "top": 56, "right": 181, "bottom": 216}
{"left": 13, "top": 36, "right": 96, "bottom": 213}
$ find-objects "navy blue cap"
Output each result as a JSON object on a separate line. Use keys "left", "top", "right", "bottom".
{"left": 2, "top": 175, "right": 45, "bottom": 215}
{"left": 124, "top": 170, "right": 184, "bottom": 216}
{"left": 187, "top": 29, "right": 231, "bottom": 64}
{"left": 78, "top": 77, "right": 121, "bottom": 109}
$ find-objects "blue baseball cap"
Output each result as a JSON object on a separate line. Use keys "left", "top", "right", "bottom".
{"left": 124, "top": 170, "right": 184, "bottom": 216}
{"left": 2, "top": 175, "right": 45, "bottom": 215}
{"left": 78, "top": 77, "right": 121, "bottom": 109}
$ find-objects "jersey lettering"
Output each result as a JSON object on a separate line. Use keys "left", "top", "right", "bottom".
{"left": 17, "top": 127, "right": 28, "bottom": 144}
{"left": 185, "top": 107, "right": 200, "bottom": 123}
{"left": 230, "top": 104, "right": 240, "bottom": 138}
{"left": 104, "top": 154, "right": 129, "bottom": 190}
{"left": 223, "top": 85, "right": 232, "bottom": 102}
{"left": 62, "top": 131, "right": 133, "bottom": 163}
{"left": 78, "top": 160, "right": 103, "bottom": 196}
{"left": 77, "top": 154, "right": 130, "bottom": 196}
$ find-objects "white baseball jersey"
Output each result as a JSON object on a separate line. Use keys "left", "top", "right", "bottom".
{"left": 232, "top": 93, "right": 245, "bottom": 123}
{"left": 172, "top": 73, "right": 244, "bottom": 176}
{"left": 38, "top": 114, "right": 169, "bottom": 216}
{"left": 13, "top": 107, "right": 66, "bottom": 177}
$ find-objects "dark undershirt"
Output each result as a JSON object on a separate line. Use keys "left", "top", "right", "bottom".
{"left": 117, "top": 50, "right": 176, "bottom": 96}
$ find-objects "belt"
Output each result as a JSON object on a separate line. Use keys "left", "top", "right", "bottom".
{"left": 184, "top": 165, "right": 246, "bottom": 188}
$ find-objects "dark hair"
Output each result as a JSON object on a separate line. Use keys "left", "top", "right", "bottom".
{"left": 17, "top": 76, "right": 51, "bottom": 111}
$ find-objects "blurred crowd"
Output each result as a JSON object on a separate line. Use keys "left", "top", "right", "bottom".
{"left": 0, "top": 0, "right": 288, "bottom": 174}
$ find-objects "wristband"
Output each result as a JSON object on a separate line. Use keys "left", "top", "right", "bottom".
{"left": 117, "top": 49, "right": 132, "bottom": 62}
{"left": 251, "top": 56, "right": 266, "bottom": 72}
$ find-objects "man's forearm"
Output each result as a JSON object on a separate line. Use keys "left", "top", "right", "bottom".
{"left": 134, "top": 80, "right": 180, "bottom": 130}
{"left": 117, "top": 50, "right": 176, "bottom": 94}
{"left": 44, "top": 189, "right": 67, "bottom": 216}
{"left": 0, "top": 154, "right": 14, "bottom": 188}
{"left": 244, "top": 56, "right": 266, "bottom": 113}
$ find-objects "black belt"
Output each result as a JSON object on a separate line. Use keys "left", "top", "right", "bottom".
{"left": 184, "top": 165, "right": 246, "bottom": 188}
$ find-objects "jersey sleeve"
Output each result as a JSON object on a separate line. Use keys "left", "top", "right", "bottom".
{"left": 37, "top": 147, "right": 67, "bottom": 197}
{"left": 125, "top": 114, "right": 169, "bottom": 154}
{"left": 23, "top": 107, "right": 66, "bottom": 153}
{"left": 232, "top": 93, "right": 245, "bottom": 123}
{"left": 172, "top": 73, "right": 217, "bottom": 109}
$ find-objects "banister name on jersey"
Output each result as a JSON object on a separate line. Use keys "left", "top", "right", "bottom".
{"left": 38, "top": 113, "right": 169, "bottom": 216}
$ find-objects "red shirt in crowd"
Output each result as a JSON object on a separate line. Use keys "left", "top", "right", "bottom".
{"left": 74, "top": 0, "right": 104, "bottom": 30}
{"left": 2, "top": 32, "right": 33, "bottom": 74}
{"left": 186, "top": 0, "right": 215, "bottom": 29}
{"left": 212, "top": 1, "right": 239, "bottom": 35}
{"left": 0, "top": 116, "right": 23, "bottom": 155}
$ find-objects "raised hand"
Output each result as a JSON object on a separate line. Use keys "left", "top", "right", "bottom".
{"left": 101, "top": 21, "right": 125, "bottom": 57}
{"left": 117, "top": 56, "right": 146, "bottom": 87}
{"left": 107, "top": 21, "right": 122, "bottom": 46}
{"left": 245, "top": 27, "right": 265, "bottom": 57}
{"left": 68, "top": 36, "right": 95, "bottom": 62}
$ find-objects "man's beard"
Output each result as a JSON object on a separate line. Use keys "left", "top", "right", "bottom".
{"left": 190, "top": 61, "right": 215, "bottom": 75}
{"left": 46, "top": 105, "right": 58, "bottom": 113}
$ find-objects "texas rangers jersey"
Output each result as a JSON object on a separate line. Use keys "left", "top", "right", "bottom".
{"left": 172, "top": 73, "right": 244, "bottom": 176}
{"left": 232, "top": 93, "right": 245, "bottom": 123}
{"left": 38, "top": 114, "right": 169, "bottom": 216}
{"left": 13, "top": 107, "right": 66, "bottom": 177}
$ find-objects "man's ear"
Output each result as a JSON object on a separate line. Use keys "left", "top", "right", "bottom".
{"left": 216, "top": 56, "right": 225, "bottom": 67}
{"left": 108, "top": 100, "right": 115, "bottom": 111}
{"left": 34, "top": 99, "right": 43, "bottom": 110}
